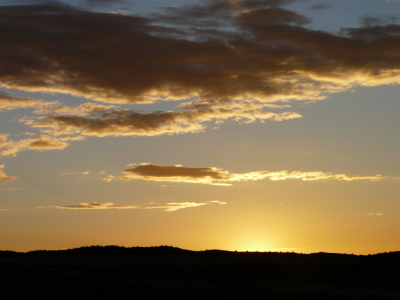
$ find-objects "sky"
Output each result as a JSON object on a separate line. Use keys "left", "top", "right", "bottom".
{"left": 1, "top": 0, "right": 400, "bottom": 254}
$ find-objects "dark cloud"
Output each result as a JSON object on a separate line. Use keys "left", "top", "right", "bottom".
{"left": 123, "top": 163, "right": 230, "bottom": 180}
{"left": 359, "top": 14, "right": 400, "bottom": 27}
{"left": 28, "top": 139, "right": 66, "bottom": 148}
{"left": 1, "top": 2, "right": 398, "bottom": 102}
{"left": 233, "top": 7, "right": 311, "bottom": 26}
{"left": 82, "top": 0, "right": 126, "bottom": 6}
{"left": 309, "top": 4, "right": 332, "bottom": 11}
{"left": 0, "top": 3, "right": 156, "bottom": 103}
{"left": 157, "top": 0, "right": 303, "bottom": 23}
{"left": 238, "top": 0, "right": 303, "bottom": 8}
{"left": 2, "top": 1, "right": 398, "bottom": 107}
{"left": 25, "top": 105, "right": 299, "bottom": 137}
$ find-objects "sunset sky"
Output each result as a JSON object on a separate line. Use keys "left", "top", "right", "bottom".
{"left": 1, "top": 0, "right": 400, "bottom": 254}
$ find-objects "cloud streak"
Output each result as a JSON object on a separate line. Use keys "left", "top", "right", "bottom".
{"left": 119, "top": 163, "right": 383, "bottom": 185}
{"left": 24, "top": 104, "right": 301, "bottom": 137}
{"left": 56, "top": 200, "right": 225, "bottom": 211}
{"left": 0, "top": 134, "right": 83, "bottom": 157}
{"left": 57, "top": 202, "right": 137, "bottom": 209}
{"left": 0, "top": 92, "right": 58, "bottom": 112}
{"left": 309, "top": 4, "right": 332, "bottom": 11}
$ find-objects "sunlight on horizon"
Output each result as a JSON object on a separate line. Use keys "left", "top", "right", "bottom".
{"left": 229, "top": 236, "right": 280, "bottom": 252}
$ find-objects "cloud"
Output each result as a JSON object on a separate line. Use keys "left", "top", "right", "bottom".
{"left": 0, "top": 92, "right": 58, "bottom": 112}
{"left": 0, "top": 134, "right": 77, "bottom": 157}
{"left": 57, "top": 202, "right": 137, "bottom": 209}
{"left": 0, "top": 164, "right": 17, "bottom": 183}
{"left": 229, "top": 170, "right": 383, "bottom": 182}
{"left": 309, "top": 4, "right": 332, "bottom": 11}
{"left": 32, "top": 102, "right": 118, "bottom": 116}
{"left": 120, "top": 163, "right": 383, "bottom": 185}
{"left": 151, "top": 200, "right": 226, "bottom": 211}
{"left": 140, "top": 202, "right": 208, "bottom": 212}
{"left": 121, "top": 163, "right": 232, "bottom": 185}
{"left": 24, "top": 104, "right": 301, "bottom": 137}
{"left": 59, "top": 170, "right": 107, "bottom": 178}
{"left": 59, "top": 170, "right": 98, "bottom": 175}
{"left": 1, "top": 2, "right": 399, "bottom": 105}
{"left": 157, "top": 0, "right": 303, "bottom": 25}
{"left": 233, "top": 7, "right": 311, "bottom": 26}
{"left": 103, "top": 175, "right": 117, "bottom": 182}
{"left": 81, "top": 0, "right": 127, "bottom": 6}
{"left": 359, "top": 14, "right": 400, "bottom": 27}
{"left": 56, "top": 200, "right": 225, "bottom": 211}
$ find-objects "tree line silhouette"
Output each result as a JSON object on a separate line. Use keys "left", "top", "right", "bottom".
{"left": 1, "top": 246, "right": 400, "bottom": 300}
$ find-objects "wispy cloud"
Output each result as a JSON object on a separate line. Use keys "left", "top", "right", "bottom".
{"left": 55, "top": 200, "right": 225, "bottom": 211}
{"left": 32, "top": 102, "right": 118, "bottom": 116}
{"left": 22, "top": 104, "right": 301, "bottom": 138}
{"left": 358, "top": 14, "right": 400, "bottom": 27}
{"left": 139, "top": 202, "right": 208, "bottom": 212}
{"left": 56, "top": 202, "right": 137, "bottom": 209}
{"left": 59, "top": 170, "right": 105, "bottom": 175}
{"left": 0, "top": 92, "right": 58, "bottom": 112}
{"left": 118, "top": 163, "right": 383, "bottom": 185}
{"left": 81, "top": 0, "right": 128, "bottom": 7}
{"left": 309, "top": 4, "right": 332, "bottom": 11}
{"left": 0, "top": 134, "right": 83, "bottom": 157}
{"left": 0, "top": 164, "right": 17, "bottom": 184}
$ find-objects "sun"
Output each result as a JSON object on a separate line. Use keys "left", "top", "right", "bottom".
{"left": 239, "top": 244, "right": 271, "bottom": 252}
{"left": 231, "top": 236, "right": 277, "bottom": 252}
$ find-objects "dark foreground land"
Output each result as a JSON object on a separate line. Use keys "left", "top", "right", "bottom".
{"left": 1, "top": 246, "right": 400, "bottom": 300}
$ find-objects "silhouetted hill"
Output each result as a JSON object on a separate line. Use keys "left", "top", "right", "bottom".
{"left": 2, "top": 245, "right": 400, "bottom": 262}
{"left": 1, "top": 245, "right": 398, "bottom": 254}
{"left": 1, "top": 246, "right": 400, "bottom": 300}
{"left": 29, "top": 245, "right": 192, "bottom": 256}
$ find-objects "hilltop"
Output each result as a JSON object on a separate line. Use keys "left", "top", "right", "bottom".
{"left": 1, "top": 246, "right": 400, "bottom": 300}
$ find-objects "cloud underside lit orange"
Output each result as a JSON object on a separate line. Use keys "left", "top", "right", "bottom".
{"left": 0, "top": 134, "right": 83, "bottom": 157}
{"left": 1, "top": 1, "right": 400, "bottom": 156}
{"left": 0, "top": 93, "right": 57, "bottom": 111}
{"left": 118, "top": 164, "right": 383, "bottom": 185}
{"left": 1, "top": 2, "right": 400, "bottom": 104}
{"left": 56, "top": 201, "right": 226, "bottom": 211}
{"left": 0, "top": 164, "right": 17, "bottom": 183}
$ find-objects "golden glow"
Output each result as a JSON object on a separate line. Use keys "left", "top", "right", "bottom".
{"left": 230, "top": 236, "right": 279, "bottom": 252}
